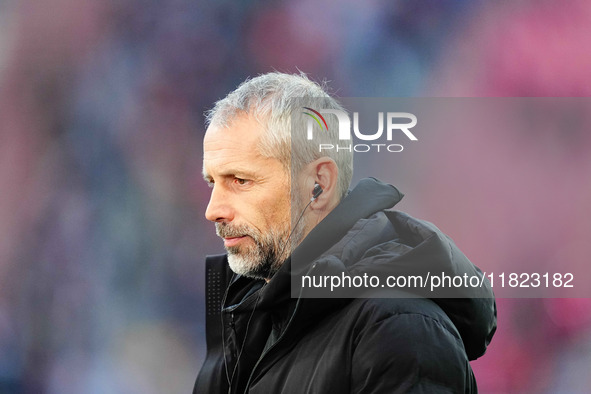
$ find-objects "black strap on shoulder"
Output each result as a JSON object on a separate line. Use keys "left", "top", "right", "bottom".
{"left": 194, "top": 254, "right": 232, "bottom": 394}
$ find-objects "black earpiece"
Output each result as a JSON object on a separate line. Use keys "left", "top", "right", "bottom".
{"left": 311, "top": 183, "right": 323, "bottom": 201}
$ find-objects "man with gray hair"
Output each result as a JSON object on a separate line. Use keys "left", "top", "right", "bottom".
{"left": 195, "top": 72, "right": 496, "bottom": 393}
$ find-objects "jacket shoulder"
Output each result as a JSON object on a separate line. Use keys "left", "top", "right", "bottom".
{"left": 347, "top": 296, "right": 462, "bottom": 344}
{"left": 346, "top": 297, "right": 475, "bottom": 393}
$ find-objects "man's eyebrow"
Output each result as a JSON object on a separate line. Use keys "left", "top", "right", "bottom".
{"left": 202, "top": 169, "right": 212, "bottom": 182}
{"left": 202, "top": 168, "right": 258, "bottom": 182}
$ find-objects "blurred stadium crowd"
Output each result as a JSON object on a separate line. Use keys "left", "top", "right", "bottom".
{"left": 1, "top": 0, "right": 590, "bottom": 393}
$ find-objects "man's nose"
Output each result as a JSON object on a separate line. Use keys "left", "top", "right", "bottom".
{"left": 205, "top": 186, "right": 233, "bottom": 223}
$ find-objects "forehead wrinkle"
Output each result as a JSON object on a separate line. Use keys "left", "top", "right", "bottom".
{"left": 204, "top": 146, "right": 271, "bottom": 178}
{"left": 204, "top": 132, "right": 266, "bottom": 163}
{"left": 203, "top": 151, "right": 268, "bottom": 182}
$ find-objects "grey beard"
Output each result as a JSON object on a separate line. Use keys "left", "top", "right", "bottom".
{"left": 225, "top": 225, "right": 288, "bottom": 280}
{"left": 215, "top": 198, "right": 307, "bottom": 280}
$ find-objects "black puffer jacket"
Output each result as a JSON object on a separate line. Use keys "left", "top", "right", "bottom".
{"left": 194, "top": 178, "right": 496, "bottom": 393}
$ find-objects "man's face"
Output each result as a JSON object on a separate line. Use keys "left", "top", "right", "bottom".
{"left": 203, "top": 115, "right": 294, "bottom": 280}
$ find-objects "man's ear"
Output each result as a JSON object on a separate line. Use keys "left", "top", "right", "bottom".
{"left": 307, "top": 157, "right": 339, "bottom": 212}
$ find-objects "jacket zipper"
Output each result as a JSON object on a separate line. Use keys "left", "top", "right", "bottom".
{"left": 243, "top": 262, "right": 320, "bottom": 392}
{"left": 224, "top": 285, "right": 263, "bottom": 394}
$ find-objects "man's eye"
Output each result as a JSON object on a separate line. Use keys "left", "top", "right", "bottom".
{"left": 235, "top": 178, "right": 247, "bottom": 185}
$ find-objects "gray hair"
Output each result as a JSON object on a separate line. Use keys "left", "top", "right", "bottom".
{"left": 205, "top": 72, "right": 353, "bottom": 200}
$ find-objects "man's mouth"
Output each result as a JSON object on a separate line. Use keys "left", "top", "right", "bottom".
{"left": 223, "top": 236, "right": 248, "bottom": 248}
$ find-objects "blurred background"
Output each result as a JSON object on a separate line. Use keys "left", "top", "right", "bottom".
{"left": 1, "top": 0, "right": 590, "bottom": 393}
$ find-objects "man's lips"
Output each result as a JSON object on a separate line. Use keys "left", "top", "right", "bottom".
{"left": 223, "top": 236, "right": 248, "bottom": 247}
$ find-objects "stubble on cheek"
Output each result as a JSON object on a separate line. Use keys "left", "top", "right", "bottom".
{"left": 216, "top": 220, "right": 291, "bottom": 280}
